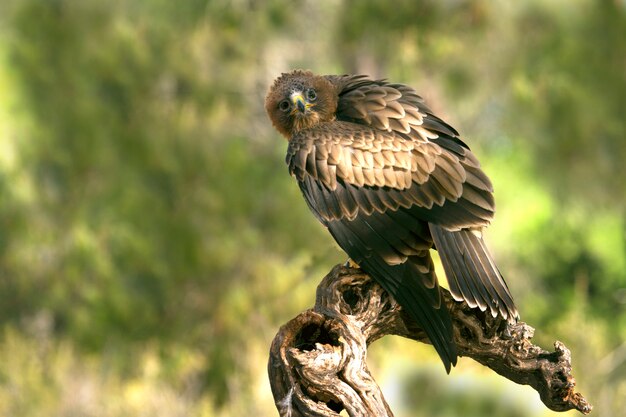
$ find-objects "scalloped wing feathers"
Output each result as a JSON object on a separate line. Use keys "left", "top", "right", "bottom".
{"left": 286, "top": 120, "right": 495, "bottom": 230}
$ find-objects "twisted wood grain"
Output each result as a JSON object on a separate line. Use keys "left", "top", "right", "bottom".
{"left": 268, "top": 265, "right": 592, "bottom": 416}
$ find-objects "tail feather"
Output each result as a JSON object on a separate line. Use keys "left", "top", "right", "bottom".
{"left": 361, "top": 255, "right": 458, "bottom": 373}
{"left": 430, "top": 224, "right": 518, "bottom": 321}
{"left": 328, "top": 220, "right": 458, "bottom": 373}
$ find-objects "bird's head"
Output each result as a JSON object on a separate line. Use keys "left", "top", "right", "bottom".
{"left": 265, "top": 70, "right": 337, "bottom": 139}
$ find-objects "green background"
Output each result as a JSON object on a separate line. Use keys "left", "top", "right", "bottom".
{"left": 0, "top": 0, "right": 624, "bottom": 416}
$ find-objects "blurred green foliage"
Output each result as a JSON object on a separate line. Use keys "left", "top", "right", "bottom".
{"left": 0, "top": 0, "right": 624, "bottom": 416}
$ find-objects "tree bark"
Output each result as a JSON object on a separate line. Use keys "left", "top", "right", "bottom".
{"left": 268, "top": 265, "right": 592, "bottom": 416}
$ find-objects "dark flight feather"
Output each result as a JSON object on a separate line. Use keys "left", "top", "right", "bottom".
{"left": 430, "top": 224, "right": 518, "bottom": 320}
{"left": 326, "top": 219, "right": 458, "bottom": 372}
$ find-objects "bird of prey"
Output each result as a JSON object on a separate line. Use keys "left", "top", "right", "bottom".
{"left": 265, "top": 70, "right": 518, "bottom": 372}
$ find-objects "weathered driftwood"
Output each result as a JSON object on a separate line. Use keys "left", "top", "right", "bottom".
{"left": 268, "top": 265, "right": 592, "bottom": 416}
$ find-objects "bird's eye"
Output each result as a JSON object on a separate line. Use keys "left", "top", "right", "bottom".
{"left": 279, "top": 100, "right": 290, "bottom": 112}
{"left": 306, "top": 89, "right": 317, "bottom": 101}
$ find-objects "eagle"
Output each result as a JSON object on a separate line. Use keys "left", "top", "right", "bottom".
{"left": 265, "top": 70, "right": 518, "bottom": 372}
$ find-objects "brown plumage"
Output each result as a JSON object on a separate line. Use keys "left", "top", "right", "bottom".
{"left": 265, "top": 70, "right": 518, "bottom": 372}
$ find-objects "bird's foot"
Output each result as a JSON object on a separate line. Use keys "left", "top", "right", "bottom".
{"left": 344, "top": 258, "right": 361, "bottom": 269}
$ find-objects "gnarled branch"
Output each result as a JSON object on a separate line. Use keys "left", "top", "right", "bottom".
{"left": 268, "top": 265, "right": 592, "bottom": 416}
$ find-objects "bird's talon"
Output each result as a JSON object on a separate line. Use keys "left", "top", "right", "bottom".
{"left": 344, "top": 258, "right": 360, "bottom": 269}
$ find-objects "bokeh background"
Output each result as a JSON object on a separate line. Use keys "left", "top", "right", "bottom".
{"left": 0, "top": 0, "right": 624, "bottom": 416}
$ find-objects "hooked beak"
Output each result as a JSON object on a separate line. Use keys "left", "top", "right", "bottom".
{"left": 290, "top": 92, "right": 307, "bottom": 114}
